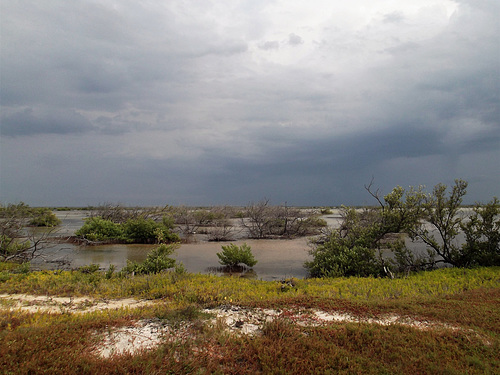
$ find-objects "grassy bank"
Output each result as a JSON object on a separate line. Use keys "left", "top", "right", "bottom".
{"left": 1, "top": 267, "right": 499, "bottom": 374}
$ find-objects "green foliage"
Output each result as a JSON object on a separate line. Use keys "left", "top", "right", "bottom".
{"left": 460, "top": 197, "right": 500, "bottom": 266}
{"left": 121, "top": 243, "right": 179, "bottom": 275}
{"left": 105, "top": 264, "right": 115, "bottom": 279}
{"left": 13, "top": 262, "right": 31, "bottom": 274}
{"left": 307, "top": 180, "right": 500, "bottom": 277}
{"left": 0, "top": 203, "right": 60, "bottom": 227}
{"left": 0, "top": 202, "right": 31, "bottom": 220}
{"left": 216, "top": 243, "right": 257, "bottom": 268}
{"left": 404, "top": 179, "right": 499, "bottom": 268}
{"left": 75, "top": 217, "right": 124, "bottom": 242}
{"left": 161, "top": 215, "right": 176, "bottom": 230}
{"left": 28, "top": 208, "right": 61, "bottom": 227}
{"left": 123, "top": 218, "right": 161, "bottom": 243}
{"left": 75, "top": 216, "right": 179, "bottom": 244}
{"left": 305, "top": 207, "right": 385, "bottom": 278}
{"left": 123, "top": 217, "right": 180, "bottom": 244}
{"left": 0, "top": 235, "right": 30, "bottom": 260}
{"left": 407, "top": 179, "right": 468, "bottom": 267}
{"left": 78, "top": 264, "right": 100, "bottom": 274}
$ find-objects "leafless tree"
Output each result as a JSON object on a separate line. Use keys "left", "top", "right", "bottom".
{"left": 242, "top": 200, "right": 326, "bottom": 239}
{"left": 171, "top": 206, "right": 199, "bottom": 235}
{"left": 88, "top": 203, "right": 172, "bottom": 223}
{"left": 241, "top": 199, "right": 273, "bottom": 238}
{"left": 205, "top": 206, "right": 236, "bottom": 241}
{"left": 0, "top": 203, "right": 58, "bottom": 263}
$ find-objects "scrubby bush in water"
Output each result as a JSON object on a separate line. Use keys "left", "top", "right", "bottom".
{"left": 216, "top": 243, "right": 257, "bottom": 268}
{"left": 121, "top": 243, "right": 181, "bottom": 275}
{"left": 242, "top": 200, "right": 327, "bottom": 238}
{"left": 75, "top": 216, "right": 179, "bottom": 244}
{"left": 27, "top": 208, "right": 61, "bottom": 227}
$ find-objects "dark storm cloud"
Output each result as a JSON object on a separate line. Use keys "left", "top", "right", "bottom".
{"left": 1, "top": 0, "right": 499, "bottom": 206}
{"left": 1, "top": 108, "right": 96, "bottom": 136}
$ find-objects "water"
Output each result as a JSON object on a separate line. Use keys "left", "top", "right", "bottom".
{"left": 32, "top": 210, "right": 464, "bottom": 280}
{"left": 33, "top": 211, "right": 313, "bottom": 281}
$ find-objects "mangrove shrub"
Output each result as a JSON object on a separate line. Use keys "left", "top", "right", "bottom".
{"left": 217, "top": 243, "right": 257, "bottom": 268}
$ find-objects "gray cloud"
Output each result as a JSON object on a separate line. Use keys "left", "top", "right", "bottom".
{"left": 1, "top": 108, "right": 96, "bottom": 136}
{"left": 1, "top": 0, "right": 499, "bottom": 206}
{"left": 258, "top": 41, "right": 280, "bottom": 50}
{"left": 382, "top": 12, "right": 405, "bottom": 24}
{"left": 288, "top": 33, "right": 304, "bottom": 45}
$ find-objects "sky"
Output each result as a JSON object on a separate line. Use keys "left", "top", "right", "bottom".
{"left": 1, "top": 0, "right": 499, "bottom": 207}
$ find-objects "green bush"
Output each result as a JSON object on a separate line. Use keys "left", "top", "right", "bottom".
{"left": 123, "top": 217, "right": 180, "bottom": 244}
{"left": 121, "top": 243, "right": 179, "bottom": 275}
{"left": 216, "top": 243, "right": 257, "bottom": 268}
{"left": 122, "top": 218, "right": 160, "bottom": 243}
{"left": 28, "top": 208, "right": 61, "bottom": 227}
{"left": 0, "top": 235, "right": 31, "bottom": 261}
{"left": 78, "top": 264, "right": 100, "bottom": 274}
{"left": 75, "top": 216, "right": 180, "bottom": 244}
{"left": 75, "top": 217, "right": 124, "bottom": 242}
{"left": 305, "top": 218, "right": 385, "bottom": 278}
{"left": 307, "top": 180, "right": 500, "bottom": 277}
{"left": 460, "top": 197, "right": 500, "bottom": 266}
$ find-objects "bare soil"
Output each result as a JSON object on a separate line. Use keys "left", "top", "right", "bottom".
{"left": 1, "top": 294, "right": 490, "bottom": 358}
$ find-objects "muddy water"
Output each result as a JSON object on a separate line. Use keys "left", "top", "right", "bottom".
{"left": 39, "top": 239, "right": 312, "bottom": 281}
{"left": 177, "top": 238, "right": 312, "bottom": 280}
{"left": 35, "top": 211, "right": 314, "bottom": 281}
{"left": 34, "top": 210, "right": 459, "bottom": 280}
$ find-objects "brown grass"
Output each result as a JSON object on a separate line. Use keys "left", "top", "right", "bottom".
{"left": 0, "top": 268, "right": 499, "bottom": 374}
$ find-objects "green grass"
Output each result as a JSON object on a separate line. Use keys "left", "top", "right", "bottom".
{"left": 0, "top": 266, "right": 499, "bottom": 374}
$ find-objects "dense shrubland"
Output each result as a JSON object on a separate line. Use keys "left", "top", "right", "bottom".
{"left": 2, "top": 179, "right": 498, "bottom": 279}
{"left": 75, "top": 213, "right": 179, "bottom": 244}
{"left": 306, "top": 179, "right": 500, "bottom": 278}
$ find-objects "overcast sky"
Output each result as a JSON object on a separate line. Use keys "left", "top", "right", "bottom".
{"left": 1, "top": 0, "right": 499, "bottom": 207}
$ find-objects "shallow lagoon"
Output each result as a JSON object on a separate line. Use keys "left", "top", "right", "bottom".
{"left": 35, "top": 211, "right": 315, "bottom": 281}
{"left": 33, "top": 210, "right": 456, "bottom": 280}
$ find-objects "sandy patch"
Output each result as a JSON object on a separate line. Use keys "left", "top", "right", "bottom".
{"left": 1, "top": 295, "right": 490, "bottom": 356}
{"left": 0, "top": 294, "right": 155, "bottom": 314}
{"left": 93, "top": 304, "right": 491, "bottom": 358}
{"left": 203, "top": 305, "right": 462, "bottom": 335}
{"left": 96, "top": 319, "right": 167, "bottom": 358}
{"left": 95, "top": 318, "right": 199, "bottom": 358}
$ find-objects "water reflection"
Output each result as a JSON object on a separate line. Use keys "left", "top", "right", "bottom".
{"left": 32, "top": 210, "right": 465, "bottom": 281}
{"left": 206, "top": 266, "right": 258, "bottom": 279}
{"left": 34, "top": 239, "right": 311, "bottom": 281}
{"left": 32, "top": 211, "right": 313, "bottom": 280}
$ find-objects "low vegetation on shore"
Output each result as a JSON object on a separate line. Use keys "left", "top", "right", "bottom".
{"left": 1, "top": 178, "right": 499, "bottom": 373}
{"left": 0, "top": 266, "right": 499, "bottom": 374}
